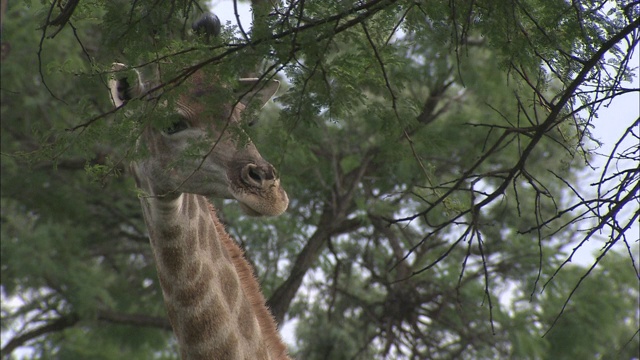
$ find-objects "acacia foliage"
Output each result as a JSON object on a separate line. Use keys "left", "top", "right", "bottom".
{"left": 1, "top": 0, "right": 638, "bottom": 359}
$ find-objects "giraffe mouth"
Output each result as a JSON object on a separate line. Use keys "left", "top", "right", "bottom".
{"left": 237, "top": 202, "right": 265, "bottom": 217}
{"left": 229, "top": 163, "right": 289, "bottom": 217}
{"left": 233, "top": 191, "right": 289, "bottom": 217}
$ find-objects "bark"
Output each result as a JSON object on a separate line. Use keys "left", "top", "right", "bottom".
{"left": 1, "top": 314, "right": 80, "bottom": 358}
{"left": 268, "top": 152, "right": 373, "bottom": 324}
{"left": 97, "top": 309, "right": 172, "bottom": 331}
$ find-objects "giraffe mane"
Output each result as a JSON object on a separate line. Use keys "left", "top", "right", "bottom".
{"left": 208, "top": 203, "right": 290, "bottom": 359}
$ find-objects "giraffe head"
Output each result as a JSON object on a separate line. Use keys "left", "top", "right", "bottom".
{"left": 108, "top": 64, "right": 288, "bottom": 217}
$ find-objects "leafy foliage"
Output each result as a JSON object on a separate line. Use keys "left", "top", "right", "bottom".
{"left": 1, "top": 0, "right": 638, "bottom": 359}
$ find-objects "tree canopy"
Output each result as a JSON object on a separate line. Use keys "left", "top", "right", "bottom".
{"left": 1, "top": 0, "right": 638, "bottom": 359}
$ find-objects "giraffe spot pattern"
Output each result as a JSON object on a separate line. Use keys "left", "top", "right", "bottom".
{"left": 160, "top": 224, "right": 182, "bottom": 239}
{"left": 175, "top": 263, "right": 213, "bottom": 307}
{"left": 237, "top": 296, "right": 259, "bottom": 342}
{"left": 198, "top": 214, "right": 212, "bottom": 252}
{"left": 157, "top": 271, "right": 173, "bottom": 295}
{"left": 160, "top": 245, "right": 185, "bottom": 274}
{"left": 218, "top": 264, "right": 241, "bottom": 311}
{"left": 137, "top": 191, "right": 289, "bottom": 359}
{"left": 183, "top": 295, "right": 231, "bottom": 347}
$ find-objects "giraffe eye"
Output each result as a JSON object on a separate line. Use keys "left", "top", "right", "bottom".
{"left": 164, "top": 117, "right": 189, "bottom": 135}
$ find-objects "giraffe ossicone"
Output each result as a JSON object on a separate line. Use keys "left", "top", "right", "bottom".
{"left": 108, "top": 55, "right": 290, "bottom": 358}
{"left": 109, "top": 62, "right": 288, "bottom": 216}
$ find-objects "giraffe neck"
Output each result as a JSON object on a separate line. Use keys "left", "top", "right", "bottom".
{"left": 138, "top": 193, "right": 288, "bottom": 360}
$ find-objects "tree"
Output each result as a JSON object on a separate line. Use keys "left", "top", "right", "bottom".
{"left": 1, "top": 0, "right": 638, "bottom": 359}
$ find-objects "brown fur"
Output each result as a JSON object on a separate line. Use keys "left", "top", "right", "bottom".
{"left": 208, "top": 203, "right": 290, "bottom": 360}
{"left": 116, "top": 64, "right": 289, "bottom": 359}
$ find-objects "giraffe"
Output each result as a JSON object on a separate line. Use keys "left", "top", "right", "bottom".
{"left": 107, "top": 62, "right": 291, "bottom": 359}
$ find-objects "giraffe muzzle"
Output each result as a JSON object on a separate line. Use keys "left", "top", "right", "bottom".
{"left": 241, "top": 163, "right": 277, "bottom": 189}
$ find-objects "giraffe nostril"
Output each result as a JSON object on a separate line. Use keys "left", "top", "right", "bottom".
{"left": 241, "top": 164, "right": 278, "bottom": 188}
{"left": 241, "top": 164, "right": 264, "bottom": 187}
{"left": 248, "top": 166, "right": 263, "bottom": 183}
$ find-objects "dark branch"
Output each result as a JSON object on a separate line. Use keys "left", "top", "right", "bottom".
{"left": 1, "top": 314, "right": 79, "bottom": 358}
{"left": 97, "top": 309, "right": 172, "bottom": 331}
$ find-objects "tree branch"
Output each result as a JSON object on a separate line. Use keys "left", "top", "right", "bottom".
{"left": 1, "top": 314, "right": 79, "bottom": 358}
{"left": 97, "top": 309, "right": 172, "bottom": 331}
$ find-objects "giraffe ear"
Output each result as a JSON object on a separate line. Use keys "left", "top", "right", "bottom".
{"left": 108, "top": 63, "right": 146, "bottom": 108}
{"left": 236, "top": 78, "right": 280, "bottom": 109}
